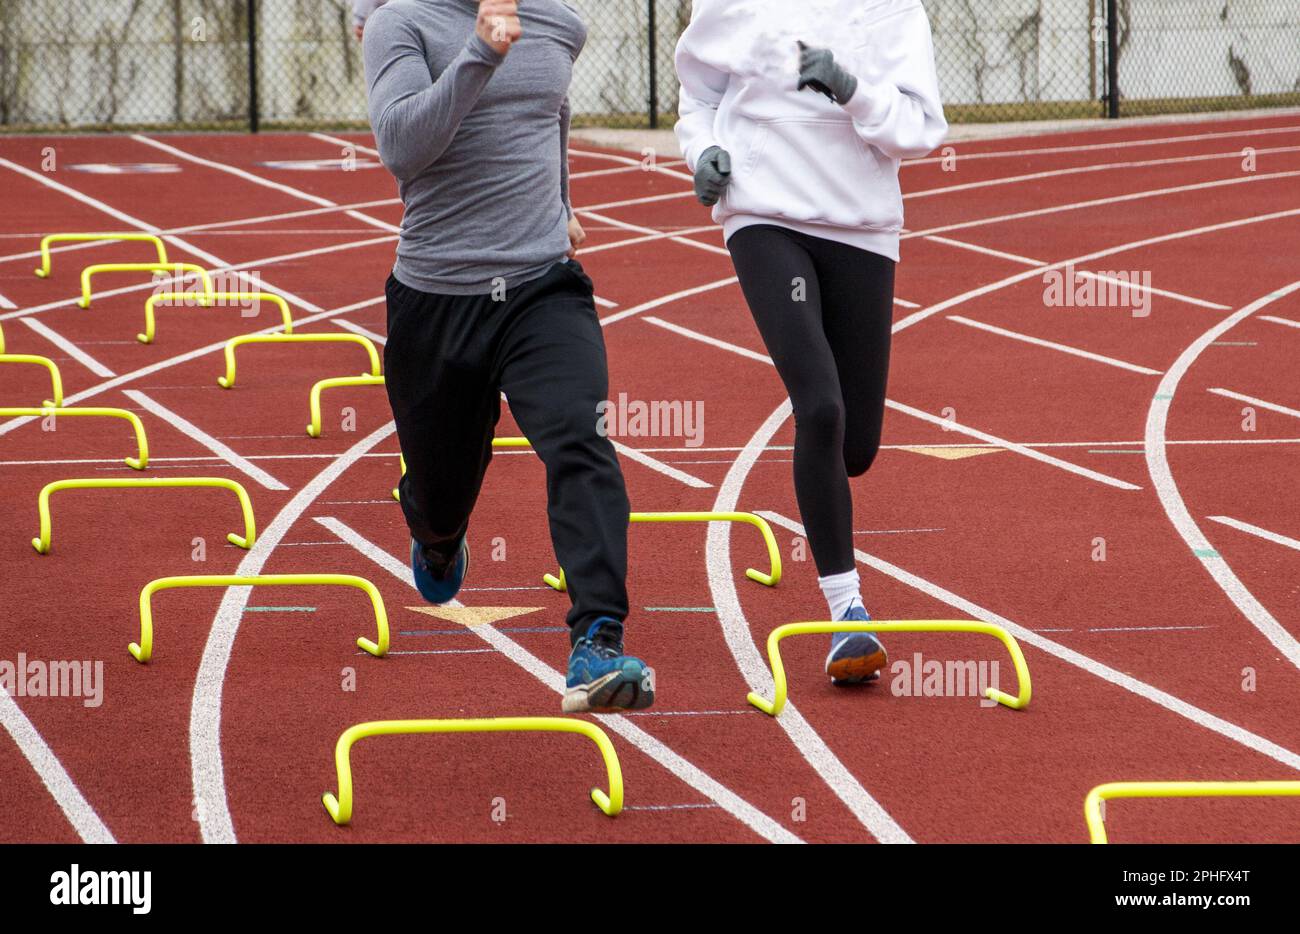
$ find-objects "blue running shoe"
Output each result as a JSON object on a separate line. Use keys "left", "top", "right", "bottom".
{"left": 410, "top": 535, "right": 469, "bottom": 604}
{"left": 825, "top": 602, "right": 887, "bottom": 685}
{"left": 562, "top": 618, "right": 656, "bottom": 713}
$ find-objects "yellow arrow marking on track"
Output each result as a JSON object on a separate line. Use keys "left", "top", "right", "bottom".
{"left": 900, "top": 445, "right": 1003, "bottom": 461}
{"left": 406, "top": 606, "right": 545, "bottom": 628}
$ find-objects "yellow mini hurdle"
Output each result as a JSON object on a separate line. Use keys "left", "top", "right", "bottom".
{"left": 1084, "top": 781, "right": 1300, "bottom": 844}
{"left": 218, "top": 332, "right": 381, "bottom": 389}
{"left": 545, "top": 511, "right": 783, "bottom": 591}
{"left": 133, "top": 573, "right": 390, "bottom": 663}
{"left": 0, "top": 354, "right": 64, "bottom": 406}
{"left": 141, "top": 291, "right": 294, "bottom": 344}
{"left": 321, "top": 717, "right": 623, "bottom": 826}
{"left": 34, "top": 233, "right": 169, "bottom": 278}
{"left": 32, "top": 476, "right": 256, "bottom": 553}
{"left": 0, "top": 406, "right": 149, "bottom": 469}
{"left": 747, "top": 620, "right": 1032, "bottom": 717}
{"left": 306, "top": 374, "right": 386, "bottom": 438}
{"left": 78, "top": 262, "right": 213, "bottom": 309}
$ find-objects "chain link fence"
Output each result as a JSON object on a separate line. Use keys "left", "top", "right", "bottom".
{"left": 1, "top": 1, "right": 1297, "bottom": 132}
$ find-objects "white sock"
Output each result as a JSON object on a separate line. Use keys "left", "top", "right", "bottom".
{"left": 818, "top": 569, "right": 863, "bottom": 621}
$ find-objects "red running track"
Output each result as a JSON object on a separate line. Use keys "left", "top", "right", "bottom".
{"left": 1, "top": 113, "right": 1300, "bottom": 843}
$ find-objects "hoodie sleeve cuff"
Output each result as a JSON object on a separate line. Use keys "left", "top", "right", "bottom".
{"left": 682, "top": 139, "right": 714, "bottom": 173}
{"left": 842, "top": 80, "right": 891, "bottom": 127}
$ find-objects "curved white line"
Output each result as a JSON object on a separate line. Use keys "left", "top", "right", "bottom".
{"left": 190, "top": 420, "right": 398, "bottom": 843}
{"left": 1144, "top": 279, "right": 1300, "bottom": 670}
{"left": 705, "top": 399, "right": 914, "bottom": 844}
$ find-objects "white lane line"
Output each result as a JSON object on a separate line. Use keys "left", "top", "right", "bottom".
{"left": 132, "top": 135, "right": 401, "bottom": 235}
{"left": 377, "top": 649, "right": 497, "bottom": 657}
{"left": 309, "top": 131, "right": 380, "bottom": 158}
{"left": 1087, "top": 625, "right": 1214, "bottom": 633}
{"left": 1208, "top": 387, "right": 1300, "bottom": 420}
{"left": 893, "top": 297, "right": 921, "bottom": 308}
{"left": 757, "top": 509, "right": 1300, "bottom": 771}
{"left": 1075, "top": 271, "right": 1231, "bottom": 310}
{"left": 579, "top": 209, "right": 731, "bottom": 257}
{"left": 623, "top": 710, "right": 751, "bottom": 717}
{"left": 902, "top": 123, "right": 1300, "bottom": 166}
{"left": 578, "top": 223, "right": 719, "bottom": 256}
{"left": 945, "top": 315, "right": 1163, "bottom": 375}
{"left": 1207, "top": 515, "right": 1300, "bottom": 553}
{"left": 643, "top": 315, "right": 772, "bottom": 364}
{"left": 571, "top": 160, "right": 687, "bottom": 180}
{"left": 906, "top": 144, "right": 1300, "bottom": 201}
{"left": 1145, "top": 280, "right": 1300, "bottom": 671}
{"left": 600, "top": 277, "right": 739, "bottom": 327}
{"left": 0, "top": 291, "right": 16, "bottom": 309}
{"left": 9, "top": 435, "right": 1296, "bottom": 469}
{"left": 901, "top": 170, "right": 1300, "bottom": 243}
{"left": 895, "top": 205, "right": 1300, "bottom": 334}
{"left": 707, "top": 400, "right": 912, "bottom": 843}
{"left": 611, "top": 439, "right": 712, "bottom": 489}
{"left": 314, "top": 515, "right": 803, "bottom": 844}
{"left": 21, "top": 318, "right": 116, "bottom": 377}
{"left": 0, "top": 687, "right": 116, "bottom": 844}
{"left": 643, "top": 313, "right": 1142, "bottom": 491}
{"left": 1, "top": 295, "right": 385, "bottom": 438}
{"left": 856, "top": 527, "right": 946, "bottom": 535}
{"left": 614, "top": 438, "right": 1300, "bottom": 451}
{"left": 576, "top": 189, "right": 697, "bottom": 214}
{"left": 923, "top": 235, "right": 1047, "bottom": 268}
{"left": 567, "top": 146, "right": 697, "bottom": 184}
{"left": 885, "top": 400, "right": 1142, "bottom": 490}
{"left": 333, "top": 318, "right": 387, "bottom": 346}
{"left": 122, "top": 390, "right": 288, "bottom": 491}
{"left": 189, "top": 422, "right": 398, "bottom": 843}
{"left": 1260, "top": 314, "right": 1300, "bottom": 330}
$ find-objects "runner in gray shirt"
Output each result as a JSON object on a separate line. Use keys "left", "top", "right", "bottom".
{"left": 365, "top": 0, "right": 580, "bottom": 293}
{"left": 362, "top": 0, "right": 656, "bottom": 714}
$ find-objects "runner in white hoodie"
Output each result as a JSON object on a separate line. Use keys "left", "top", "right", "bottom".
{"left": 675, "top": 0, "right": 947, "bottom": 684}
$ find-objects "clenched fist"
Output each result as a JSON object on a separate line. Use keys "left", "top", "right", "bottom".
{"left": 478, "top": 0, "right": 522, "bottom": 56}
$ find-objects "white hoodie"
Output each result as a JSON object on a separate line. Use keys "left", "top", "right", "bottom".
{"left": 674, "top": 0, "right": 947, "bottom": 260}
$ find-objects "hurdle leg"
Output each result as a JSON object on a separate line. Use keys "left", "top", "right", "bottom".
{"left": 321, "top": 717, "right": 623, "bottom": 826}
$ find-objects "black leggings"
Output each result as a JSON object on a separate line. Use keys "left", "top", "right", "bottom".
{"left": 728, "top": 224, "right": 894, "bottom": 577}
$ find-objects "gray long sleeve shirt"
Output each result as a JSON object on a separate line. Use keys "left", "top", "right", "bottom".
{"left": 362, "top": 0, "right": 585, "bottom": 294}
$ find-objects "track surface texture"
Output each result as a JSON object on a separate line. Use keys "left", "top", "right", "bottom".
{"left": 2, "top": 115, "right": 1299, "bottom": 844}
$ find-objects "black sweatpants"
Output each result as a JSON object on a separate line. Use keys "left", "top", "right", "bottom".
{"left": 383, "top": 259, "right": 630, "bottom": 644}
{"left": 728, "top": 224, "right": 895, "bottom": 578}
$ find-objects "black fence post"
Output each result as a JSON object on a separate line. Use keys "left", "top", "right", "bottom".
{"left": 248, "top": 0, "right": 260, "bottom": 133}
{"left": 1105, "top": 0, "right": 1119, "bottom": 118}
{"left": 647, "top": 0, "right": 658, "bottom": 129}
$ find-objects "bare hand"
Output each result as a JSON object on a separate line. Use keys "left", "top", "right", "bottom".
{"left": 353, "top": 23, "right": 364, "bottom": 41}
{"left": 478, "top": 0, "right": 522, "bottom": 56}
{"left": 566, "top": 214, "right": 586, "bottom": 258}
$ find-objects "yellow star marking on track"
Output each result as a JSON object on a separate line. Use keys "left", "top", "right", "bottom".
{"left": 900, "top": 446, "right": 1003, "bottom": 461}
{"left": 405, "top": 606, "right": 545, "bottom": 627}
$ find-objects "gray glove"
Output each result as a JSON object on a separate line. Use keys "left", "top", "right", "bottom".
{"left": 797, "top": 42, "right": 858, "bottom": 105}
{"left": 692, "top": 145, "right": 732, "bottom": 206}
